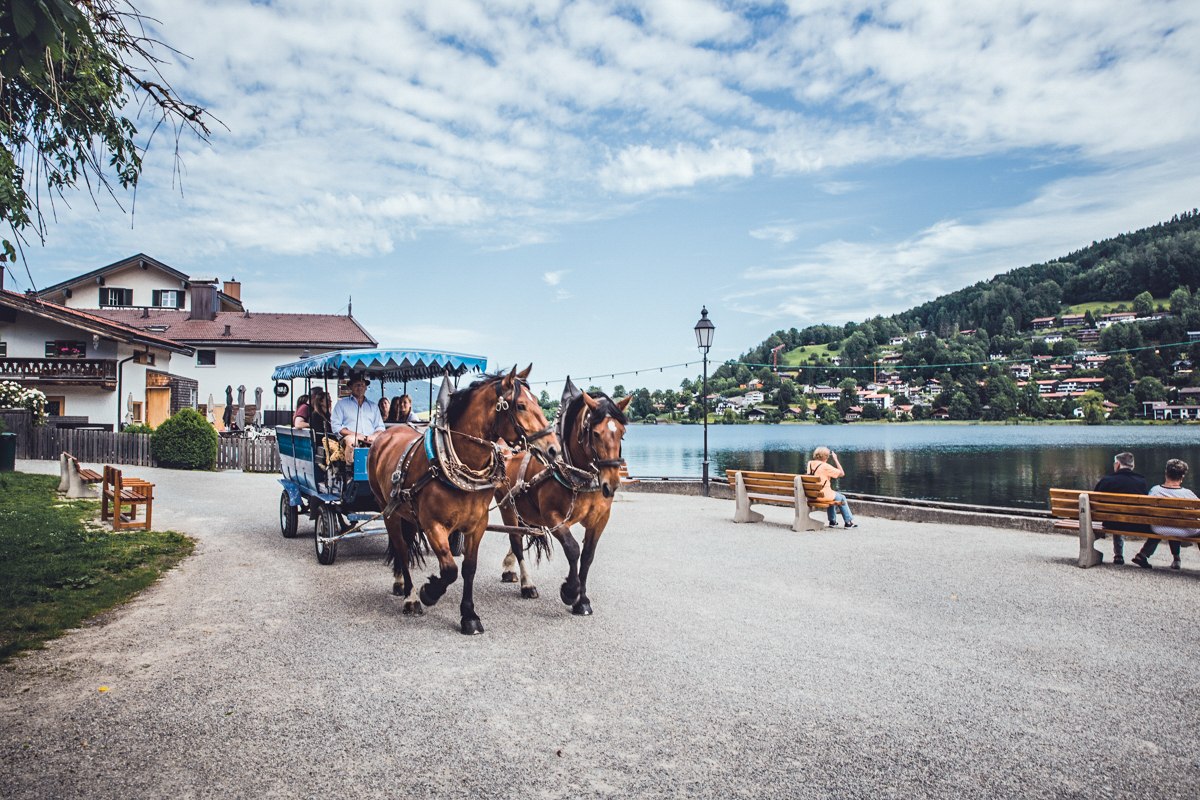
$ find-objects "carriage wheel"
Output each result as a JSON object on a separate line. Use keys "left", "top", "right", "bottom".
{"left": 315, "top": 507, "right": 339, "bottom": 565}
{"left": 279, "top": 490, "right": 298, "bottom": 538}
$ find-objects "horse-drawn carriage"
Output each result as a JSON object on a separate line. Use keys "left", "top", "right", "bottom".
{"left": 273, "top": 348, "right": 488, "bottom": 565}
{"left": 272, "top": 347, "right": 631, "bottom": 634}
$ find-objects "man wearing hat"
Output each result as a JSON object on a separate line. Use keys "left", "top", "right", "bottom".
{"left": 331, "top": 373, "right": 386, "bottom": 463}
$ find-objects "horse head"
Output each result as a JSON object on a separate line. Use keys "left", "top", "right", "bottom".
{"left": 573, "top": 390, "right": 631, "bottom": 498}
{"left": 450, "top": 365, "right": 558, "bottom": 460}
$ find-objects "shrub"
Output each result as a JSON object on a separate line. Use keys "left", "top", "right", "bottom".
{"left": 0, "top": 381, "right": 47, "bottom": 425}
{"left": 122, "top": 423, "right": 154, "bottom": 435}
{"left": 151, "top": 408, "right": 217, "bottom": 470}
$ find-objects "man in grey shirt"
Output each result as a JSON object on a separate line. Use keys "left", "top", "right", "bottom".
{"left": 1131, "top": 459, "right": 1198, "bottom": 571}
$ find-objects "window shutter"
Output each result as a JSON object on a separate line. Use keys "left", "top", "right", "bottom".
{"left": 176, "top": 291, "right": 184, "bottom": 309}
{"left": 99, "top": 287, "right": 107, "bottom": 306}
{"left": 152, "top": 290, "right": 162, "bottom": 307}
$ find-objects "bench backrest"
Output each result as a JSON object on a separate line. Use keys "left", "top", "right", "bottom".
{"left": 727, "top": 470, "right": 828, "bottom": 502}
{"left": 1049, "top": 489, "right": 1200, "bottom": 530}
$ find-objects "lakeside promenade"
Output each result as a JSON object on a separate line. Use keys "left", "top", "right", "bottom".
{"left": 1, "top": 460, "right": 1196, "bottom": 799}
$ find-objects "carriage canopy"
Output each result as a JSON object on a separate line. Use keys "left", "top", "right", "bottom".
{"left": 271, "top": 348, "right": 488, "bottom": 383}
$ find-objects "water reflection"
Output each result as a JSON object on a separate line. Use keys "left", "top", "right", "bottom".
{"left": 623, "top": 424, "right": 1200, "bottom": 509}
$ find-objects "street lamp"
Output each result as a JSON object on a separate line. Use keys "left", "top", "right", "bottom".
{"left": 694, "top": 307, "right": 715, "bottom": 496}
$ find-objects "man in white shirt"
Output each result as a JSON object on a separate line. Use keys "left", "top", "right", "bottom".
{"left": 331, "top": 375, "right": 385, "bottom": 462}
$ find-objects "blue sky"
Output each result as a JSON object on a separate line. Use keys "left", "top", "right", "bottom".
{"left": 7, "top": 0, "right": 1200, "bottom": 391}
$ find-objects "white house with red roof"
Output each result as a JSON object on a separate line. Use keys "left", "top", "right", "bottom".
{"left": 1, "top": 283, "right": 195, "bottom": 429}
{"left": 35, "top": 254, "right": 376, "bottom": 414}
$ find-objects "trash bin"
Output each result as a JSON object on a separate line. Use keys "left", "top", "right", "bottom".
{"left": 0, "top": 432, "right": 16, "bottom": 472}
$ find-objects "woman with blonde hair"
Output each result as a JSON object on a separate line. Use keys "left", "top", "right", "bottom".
{"left": 806, "top": 446, "right": 856, "bottom": 528}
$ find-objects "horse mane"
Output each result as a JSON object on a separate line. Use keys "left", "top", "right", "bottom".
{"left": 445, "top": 373, "right": 507, "bottom": 428}
{"left": 564, "top": 391, "right": 628, "bottom": 434}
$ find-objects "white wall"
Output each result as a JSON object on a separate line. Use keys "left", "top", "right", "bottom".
{"left": 174, "top": 346, "right": 332, "bottom": 409}
{"left": 60, "top": 263, "right": 190, "bottom": 310}
{"left": 0, "top": 308, "right": 178, "bottom": 427}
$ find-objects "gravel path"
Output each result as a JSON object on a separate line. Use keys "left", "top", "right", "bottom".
{"left": 2, "top": 460, "right": 1197, "bottom": 799}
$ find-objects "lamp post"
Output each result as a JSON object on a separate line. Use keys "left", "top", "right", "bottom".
{"left": 694, "top": 307, "right": 715, "bottom": 496}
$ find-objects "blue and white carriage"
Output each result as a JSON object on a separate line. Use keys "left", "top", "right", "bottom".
{"left": 272, "top": 348, "right": 488, "bottom": 564}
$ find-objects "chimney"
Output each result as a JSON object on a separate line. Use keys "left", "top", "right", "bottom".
{"left": 188, "top": 278, "right": 219, "bottom": 321}
{"left": 222, "top": 324, "right": 232, "bottom": 337}
{"left": 223, "top": 277, "right": 241, "bottom": 301}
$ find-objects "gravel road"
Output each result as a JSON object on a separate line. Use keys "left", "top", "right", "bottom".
{"left": 1, "top": 460, "right": 1197, "bottom": 799}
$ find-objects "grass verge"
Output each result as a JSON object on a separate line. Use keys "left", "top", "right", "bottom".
{"left": 0, "top": 472, "right": 194, "bottom": 663}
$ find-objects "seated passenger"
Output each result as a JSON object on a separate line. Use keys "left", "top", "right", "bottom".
{"left": 388, "top": 393, "right": 420, "bottom": 424}
{"left": 292, "top": 394, "right": 312, "bottom": 429}
{"left": 378, "top": 396, "right": 390, "bottom": 422}
{"left": 308, "top": 388, "right": 332, "bottom": 436}
{"left": 331, "top": 374, "right": 385, "bottom": 463}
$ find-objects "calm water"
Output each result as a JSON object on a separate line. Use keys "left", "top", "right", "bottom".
{"left": 622, "top": 424, "right": 1200, "bottom": 509}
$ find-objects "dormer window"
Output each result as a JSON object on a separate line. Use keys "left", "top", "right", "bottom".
{"left": 99, "top": 287, "right": 133, "bottom": 307}
{"left": 152, "top": 289, "right": 183, "bottom": 308}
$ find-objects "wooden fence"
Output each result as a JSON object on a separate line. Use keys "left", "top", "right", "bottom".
{"left": 0, "top": 409, "right": 279, "bottom": 472}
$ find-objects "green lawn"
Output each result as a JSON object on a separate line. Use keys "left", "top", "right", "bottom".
{"left": 0, "top": 472, "right": 193, "bottom": 662}
{"left": 1060, "top": 298, "right": 1168, "bottom": 316}
{"left": 781, "top": 343, "right": 836, "bottom": 365}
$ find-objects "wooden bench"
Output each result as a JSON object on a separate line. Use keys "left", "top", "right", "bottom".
{"left": 619, "top": 465, "right": 637, "bottom": 484}
{"left": 727, "top": 470, "right": 841, "bottom": 532}
{"left": 1048, "top": 488, "right": 1200, "bottom": 568}
{"left": 101, "top": 465, "right": 155, "bottom": 531}
{"left": 59, "top": 453, "right": 103, "bottom": 498}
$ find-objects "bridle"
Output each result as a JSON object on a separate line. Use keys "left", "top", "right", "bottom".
{"left": 492, "top": 377, "right": 556, "bottom": 457}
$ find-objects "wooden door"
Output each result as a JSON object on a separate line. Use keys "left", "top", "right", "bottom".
{"left": 146, "top": 387, "right": 171, "bottom": 427}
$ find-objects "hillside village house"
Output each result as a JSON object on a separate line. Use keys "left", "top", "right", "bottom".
{"left": 6, "top": 254, "right": 376, "bottom": 428}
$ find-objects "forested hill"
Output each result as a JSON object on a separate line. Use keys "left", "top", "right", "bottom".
{"left": 733, "top": 209, "right": 1200, "bottom": 367}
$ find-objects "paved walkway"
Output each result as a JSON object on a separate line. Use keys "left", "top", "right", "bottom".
{"left": 1, "top": 460, "right": 1197, "bottom": 799}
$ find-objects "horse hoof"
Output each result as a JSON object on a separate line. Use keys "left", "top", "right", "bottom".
{"left": 402, "top": 601, "right": 424, "bottom": 616}
{"left": 460, "top": 618, "right": 485, "bottom": 635}
{"left": 521, "top": 586, "right": 539, "bottom": 599}
{"left": 501, "top": 571, "right": 518, "bottom": 583}
{"left": 572, "top": 600, "right": 593, "bottom": 616}
{"left": 560, "top": 583, "right": 579, "bottom": 606}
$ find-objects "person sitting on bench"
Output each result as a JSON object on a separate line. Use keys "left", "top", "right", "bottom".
{"left": 1094, "top": 451, "right": 1149, "bottom": 565}
{"left": 806, "top": 446, "right": 857, "bottom": 528}
{"left": 1132, "top": 458, "right": 1198, "bottom": 571}
{"left": 331, "top": 374, "right": 385, "bottom": 464}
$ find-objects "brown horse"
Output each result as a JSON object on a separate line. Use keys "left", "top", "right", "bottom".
{"left": 367, "top": 366, "right": 558, "bottom": 635}
{"left": 497, "top": 381, "right": 630, "bottom": 615}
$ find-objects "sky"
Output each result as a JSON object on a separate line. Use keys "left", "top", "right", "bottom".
{"left": 7, "top": 0, "right": 1200, "bottom": 392}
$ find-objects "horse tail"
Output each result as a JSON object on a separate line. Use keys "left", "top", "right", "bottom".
{"left": 406, "top": 525, "right": 430, "bottom": 570}
{"left": 384, "top": 539, "right": 395, "bottom": 567}
{"left": 527, "top": 528, "right": 555, "bottom": 565}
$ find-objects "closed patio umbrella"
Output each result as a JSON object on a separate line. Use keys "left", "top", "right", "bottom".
{"left": 206, "top": 394, "right": 215, "bottom": 424}
{"left": 126, "top": 392, "right": 134, "bottom": 426}
{"left": 254, "top": 387, "right": 264, "bottom": 426}
{"left": 236, "top": 385, "right": 246, "bottom": 430}
{"left": 223, "top": 385, "right": 233, "bottom": 428}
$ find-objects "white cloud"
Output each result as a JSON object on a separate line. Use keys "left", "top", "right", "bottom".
{"left": 749, "top": 225, "right": 798, "bottom": 245}
{"left": 734, "top": 154, "right": 1200, "bottom": 326}
{"left": 599, "top": 142, "right": 755, "bottom": 194}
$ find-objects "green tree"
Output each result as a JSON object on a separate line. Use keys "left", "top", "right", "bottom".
{"left": 836, "top": 378, "right": 858, "bottom": 412}
{"left": 1133, "top": 377, "right": 1166, "bottom": 404}
{"left": 817, "top": 403, "right": 841, "bottom": 425}
{"left": 1133, "top": 290, "right": 1154, "bottom": 316}
{"left": 1078, "top": 390, "right": 1107, "bottom": 424}
{"left": 1, "top": 1, "right": 212, "bottom": 260}
{"left": 1169, "top": 286, "right": 1192, "bottom": 315}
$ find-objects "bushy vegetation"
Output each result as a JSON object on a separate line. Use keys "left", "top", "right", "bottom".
{"left": 0, "top": 380, "right": 47, "bottom": 424}
{"left": 151, "top": 408, "right": 217, "bottom": 470}
{"left": 122, "top": 423, "right": 154, "bottom": 435}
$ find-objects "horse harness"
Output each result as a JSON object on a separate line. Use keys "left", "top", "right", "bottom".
{"left": 382, "top": 378, "right": 555, "bottom": 518}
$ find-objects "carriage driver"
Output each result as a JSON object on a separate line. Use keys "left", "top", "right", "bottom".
{"left": 331, "top": 373, "right": 386, "bottom": 464}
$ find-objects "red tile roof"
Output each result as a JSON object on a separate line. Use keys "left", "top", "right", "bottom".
{"left": 1, "top": 290, "right": 193, "bottom": 353}
{"left": 90, "top": 309, "right": 376, "bottom": 348}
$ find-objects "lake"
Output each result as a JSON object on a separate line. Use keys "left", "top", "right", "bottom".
{"left": 621, "top": 424, "right": 1200, "bottom": 509}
